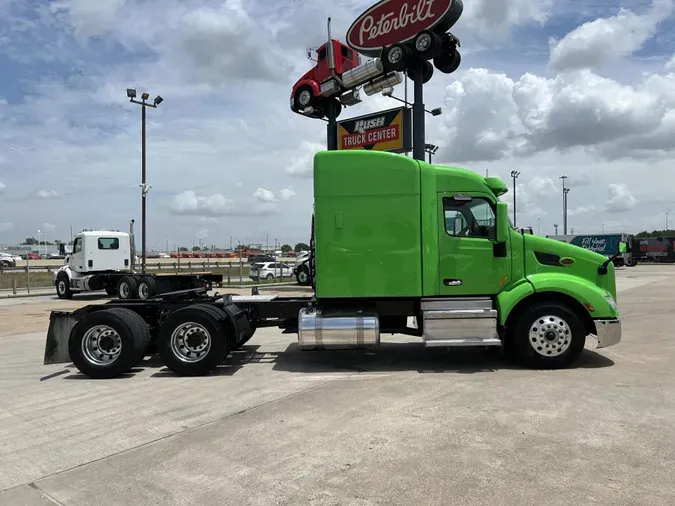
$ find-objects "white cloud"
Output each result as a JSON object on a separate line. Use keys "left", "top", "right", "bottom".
{"left": 606, "top": 183, "right": 637, "bottom": 212}
{"left": 666, "top": 54, "right": 675, "bottom": 69}
{"left": 438, "top": 67, "right": 675, "bottom": 163}
{"left": 41, "top": 222, "right": 56, "bottom": 231}
{"left": 287, "top": 141, "right": 323, "bottom": 178}
{"left": 549, "top": 1, "right": 673, "bottom": 72}
{"left": 253, "top": 188, "right": 276, "bottom": 203}
{"left": 279, "top": 186, "right": 296, "bottom": 200}
{"left": 0, "top": 181, "right": 6, "bottom": 194}
{"left": 195, "top": 228, "right": 209, "bottom": 240}
{"left": 0, "top": 222, "right": 14, "bottom": 232}
{"left": 35, "top": 189, "right": 59, "bottom": 199}
{"left": 168, "top": 190, "right": 235, "bottom": 217}
{"left": 568, "top": 206, "right": 598, "bottom": 217}
{"left": 54, "top": 0, "right": 126, "bottom": 42}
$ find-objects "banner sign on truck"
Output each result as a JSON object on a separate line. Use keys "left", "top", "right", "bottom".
{"left": 337, "top": 107, "right": 411, "bottom": 153}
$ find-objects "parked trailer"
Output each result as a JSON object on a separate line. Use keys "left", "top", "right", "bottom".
{"left": 633, "top": 236, "right": 675, "bottom": 263}
{"left": 44, "top": 151, "right": 622, "bottom": 378}
{"left": 546, "top": 233, "right": 637, "bottom": 267}
{"left": 54, "top": 229, "right": 222, "bottom": 300}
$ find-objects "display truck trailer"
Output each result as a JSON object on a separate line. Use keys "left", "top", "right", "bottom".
{"left": 44, "top": 151, "right": 623, "bottom": 379}
{"left": 546, "top": 234, "right": 636, "bottom": 267}
{"left": 53, "top": 224, "right": 222, "bottom": 300}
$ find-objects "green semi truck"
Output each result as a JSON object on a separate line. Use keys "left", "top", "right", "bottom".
{"left": 43, "top": 150, "right": 622, "bottom": 378}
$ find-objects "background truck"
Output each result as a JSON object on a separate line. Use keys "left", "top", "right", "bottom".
{"left": 44, "top": 151, "right": 622, "bottom": 379}
{"left": 546, "top": 234, "right": 636, "bottom": 267}
{"left": 54, "top": 227, "right": 222, "bottom": 300}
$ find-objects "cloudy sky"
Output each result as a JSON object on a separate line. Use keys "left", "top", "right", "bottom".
{"left": 0, "top": 0, "right": 674, "bottom": 249}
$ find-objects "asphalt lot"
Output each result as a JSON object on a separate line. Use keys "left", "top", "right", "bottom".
{"left": 1, "top": 265, "right": 674, "bottom": 505}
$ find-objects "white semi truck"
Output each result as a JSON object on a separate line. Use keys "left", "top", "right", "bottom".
{"left": 54, "top": 226, "right": 222, "bottom": 300}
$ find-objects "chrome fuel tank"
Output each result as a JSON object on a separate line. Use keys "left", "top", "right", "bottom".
{"left": 298, "top": 308, "right": 380, "bottom": 350}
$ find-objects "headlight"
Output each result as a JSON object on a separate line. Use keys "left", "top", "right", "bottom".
{"left": 605, "top": 296, "right": 618, "bottom": 313}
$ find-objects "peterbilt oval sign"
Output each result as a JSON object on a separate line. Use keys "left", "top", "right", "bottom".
{"left": 346, "top": 0, "right": 463, "bottom": 57}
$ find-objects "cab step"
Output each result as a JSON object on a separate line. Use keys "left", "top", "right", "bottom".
{"left": 421, "top": 297, "right": 501, "bottom": 347}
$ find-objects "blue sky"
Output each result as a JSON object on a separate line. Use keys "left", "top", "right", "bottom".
{"left": 1, "top": 0, "right": 675, "bottom": 247}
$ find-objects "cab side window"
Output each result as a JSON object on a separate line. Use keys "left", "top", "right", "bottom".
{"left": 443, "top": 197, "right": 496, "bottom": 239}
{"left": 73, "top": 238, "right": 82, "bottom": 253}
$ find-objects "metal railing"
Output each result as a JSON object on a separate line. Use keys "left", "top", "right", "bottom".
{"left": 0, "top": 260, "right": 297, "bottom": 294}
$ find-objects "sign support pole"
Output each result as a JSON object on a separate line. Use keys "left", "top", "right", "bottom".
{"left": 412, "top": 63, "right": 425, "bottom": 161}
{"left": 326, "top": 100, "right": 338, "bottom": 150}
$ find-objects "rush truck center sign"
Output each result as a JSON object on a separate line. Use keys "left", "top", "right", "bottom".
{"left": 337, "top": 107, "right": 411, "bottom": 153}
{"left": 346, "top": 0, "right": 463, "bottom": 57}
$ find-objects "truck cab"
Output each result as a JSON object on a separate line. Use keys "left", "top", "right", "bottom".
{"left": 67, "top": 231, "right": 132, "bottom": 274}
{"left": 306, "top": 150, "right": 622, "bottom": 369}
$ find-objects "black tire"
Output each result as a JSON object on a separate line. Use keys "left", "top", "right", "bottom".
{"left": 296, "top": 265, "right": 310, "bottom": 286}
{"left": 56, "top": 273, "right": 73, "bottom": 299}
{"left": 136, "top": 276, "right": 157, "bottom": 300}
{"left": 407, "top": 60, "right": 434, "bottom": 83}
{"left": 157, "top": 305, "right": 231, "bottom": 376}
{"left": 509, "top": 302, "right": 586, "bottom": 369}
{"left": 266, "top": 273, "right": 274, "bottom": 280}
{"left": 382, "top": 43, "right": 411, "bottom": 71}
{"left": 0, "top": 260, "right": 12, "bottom": 267}
{"left": 294, "top": 85, "right": 314, "bottom": 111}
{"left": 434, "top": 49, "right": 461, "bottom": 74}
{"left": 68, "top": 308, "right": 151, "bottom": 379}
{"left": 117, "top": 276, "right": 138, "bottom": 300}
{"left": 413, "top": 30, "right": 442, "bottom": 60}
{"left": 105, "top": 285, "right": 117, "bottom": 296}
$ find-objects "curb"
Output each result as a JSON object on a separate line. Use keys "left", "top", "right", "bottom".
{"left": 1, "top": 291, "right": 54, "bottom": 299}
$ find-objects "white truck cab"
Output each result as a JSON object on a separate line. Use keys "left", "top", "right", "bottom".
{"left": 67, "top": 231, "right": 132, "bottom": 273}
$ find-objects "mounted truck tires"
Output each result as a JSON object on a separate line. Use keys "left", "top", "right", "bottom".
{"left": 508, "top": 302, "right": 586, "bottom": 369}
{"left": 68, "top": 308, "right": 151, "bottom": 379}
{"left": 157, "top": 304, "right": 234, "bottom": 376}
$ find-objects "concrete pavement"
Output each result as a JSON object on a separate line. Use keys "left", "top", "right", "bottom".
{"left": 1, "top": 265, "right": 674, "bottom": 505}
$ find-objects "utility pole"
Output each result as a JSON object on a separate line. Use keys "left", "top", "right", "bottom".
{"left": 666, "top": 212, "right": 669, "bottom": 230}
{"left": 510, "top": 170, "right": 521, "bottom": 227}
{"left": 127, "top": 88, "right": 163, "bottom": 273}
{"left": 563, "top": 188, "right": 570, "bottom": 235}
{"left": 537, "top": 218, "right": 540, "bottom": 235}
{"left": 559, "top": 175, "right": 568, "bottom": 235}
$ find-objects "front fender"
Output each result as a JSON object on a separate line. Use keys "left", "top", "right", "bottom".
{"left": 496, "top": 280, "right": 535, "bottom": 326}
{"left": 526, "top": 273, "right": 618, "bottom": 319}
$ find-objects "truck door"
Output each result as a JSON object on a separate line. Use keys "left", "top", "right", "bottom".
{"left": 69, "top": 236, "right": 84, "bottom": 272}
{"left": 438, "top": 193, "right": 511, "bottom": 296}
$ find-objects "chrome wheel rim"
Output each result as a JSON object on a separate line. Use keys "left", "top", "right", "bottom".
{"left": 119, "top": 282, "right": 129, "bottom": 299}
{"left": 388, "top": 46, "right": 403, "bottom": 63}
{"left": 170, "top": 322, "right": 211, "bottom": 363}
{"left": 58, "top": 280, "right": 66, "bottom": 295}
{"left": 138, "top": 283, "right": 149, "bottom": 299}
{"left": 298, "top": 90, "right": 311, "bottom": 106}
{"left": 298, "top": 271, "right": 308, "bottom": 283}
{"left": 81, "top": 325, "right": 122, "bottom": 365}
{"left": 528, "top": 315, "right": 572, "bottom": 357}
{"left": 416, "top": 34, "right": 431, "bottom": 51}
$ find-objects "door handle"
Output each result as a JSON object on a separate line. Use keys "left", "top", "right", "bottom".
{"left": 443, "top": 279, "right": 462, "bottom": 286}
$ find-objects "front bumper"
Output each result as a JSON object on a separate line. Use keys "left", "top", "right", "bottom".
{"left": 592, "top": 318, "right": 622, "bottom": 348}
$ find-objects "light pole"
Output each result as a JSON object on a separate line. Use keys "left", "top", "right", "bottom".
{"left": 559, "top": 175, "right": 568, "bottom": 235}
{"left": 510, "top": 170, "right": 521, "bottom": 227}
{"left": 424, "top": 143, "right": 439, "bottom": 163}
{"left": 537, "top": 218, "right": 540, "bottom": 235}
{"left": 563, "top": 187, "right": 570, "bottom": 234}
{"left": 666, "top": 212, "right": 669, "bottom": 230}
{"left": 127, "top": 88, "right": 163, "bottom": 274}
{"left": 37, "top": 229, "right": 41, "bottom": 255}
{"left": 554, "top": 224, "right": 558, "bottom": 235}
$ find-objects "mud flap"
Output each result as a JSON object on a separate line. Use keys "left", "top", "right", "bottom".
{"left": 43, "top": 311, "right": 78, "bottom": 365}
{"left": 222, "top": 303, "right": 253, "bottom": 345}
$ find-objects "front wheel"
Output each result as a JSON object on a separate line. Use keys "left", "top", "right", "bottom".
{"left": 509, "top": 302, "right": 586, "bottom": 369}
{"left": 56, "top": 273, "right": 73, "bottom": 299}
{"left": 296, "top": 266, "right": 310, "bottom": 286}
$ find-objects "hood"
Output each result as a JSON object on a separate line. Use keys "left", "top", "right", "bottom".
{"left": 523, "top": 234, "right": 616, "bottom": 299}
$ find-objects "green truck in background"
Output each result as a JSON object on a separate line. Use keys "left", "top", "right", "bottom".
{"left": 44, "top": 150, "right": 622, "bottom": 378}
